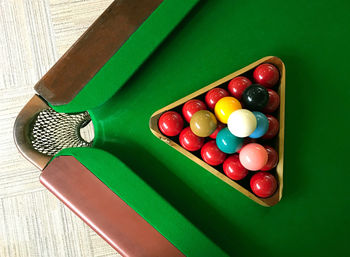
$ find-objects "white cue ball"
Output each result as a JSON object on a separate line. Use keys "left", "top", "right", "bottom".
{"left": 228, "top": 109, "right": 257, "bottom": 138}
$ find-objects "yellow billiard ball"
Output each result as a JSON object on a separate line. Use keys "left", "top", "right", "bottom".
{"left": 214, "top": 97, "right": 241, "bottom": 124}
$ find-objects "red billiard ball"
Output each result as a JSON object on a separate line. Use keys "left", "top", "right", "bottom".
{"left": 263, "top": 89, "right": 280, "bottom": 113}
{"left": 158, "top": 111, "right": 184, "bottom": 137}
{"left": 237, "top": 138, "right": 257, "bottom": 153}
{"left": 250, "top": 171, "right": 277, "bottom": 198}
{"left": 262, "top": 115, "right": 279, "bottom": 139}
{"left": 253, "top": 63, "right": 280, "bottom": 88}
{"left": 209, "top": 122, "right": 225, "bottom": 139}
{"left": 227, "top": 76, "right": 252, "bottom": 100}
{"left": 179, "top": 127, "right": 205, "bottom": 152}
{"left": 223, "top": 155, "right": 248, "bottom": 180}
{"left": 205, "top": 88, "right": 230, "bottom": 109}
{"left": 261, "top": 145, "right": 278, "bottom": 171}
{"left": 201, "top": 140, "right": 227, "bottom": 166}
{"left": 182, "top": 99, "right": 207, "bottom": 123}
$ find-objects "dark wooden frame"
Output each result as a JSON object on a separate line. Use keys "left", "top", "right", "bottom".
{"left": 35, "top": 0, "right": 164, "bottom": 106}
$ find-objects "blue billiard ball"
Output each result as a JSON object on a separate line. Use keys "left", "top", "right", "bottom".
{"left": 249, "top": 112, "right": 269, "bottom": 138}
{"left": 216, "top": 127, "right": 243, "bottom": 154}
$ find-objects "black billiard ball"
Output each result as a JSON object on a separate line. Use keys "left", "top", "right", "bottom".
{"left": 241, "top": 84, "right": 269, "bottom": 111}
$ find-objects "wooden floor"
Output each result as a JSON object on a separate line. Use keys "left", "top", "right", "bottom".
{"left": 0, "top": 1, "right": 121, "bottom": 256}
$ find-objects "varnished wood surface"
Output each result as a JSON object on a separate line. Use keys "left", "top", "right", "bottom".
{"left": 35, "top": 0, "right": 164, "bottom": 106}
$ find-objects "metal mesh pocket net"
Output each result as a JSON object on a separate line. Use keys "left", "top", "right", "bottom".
{"left": 30, "top": 108, "right": 93, "bottom": 156}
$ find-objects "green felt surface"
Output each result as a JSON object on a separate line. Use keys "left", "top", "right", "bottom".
{"left": 55, "top": 0, "right": 349, "bottom": 256}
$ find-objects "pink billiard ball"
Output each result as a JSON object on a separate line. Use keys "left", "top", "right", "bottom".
{"left": 158, "top": 111, "right": 184, "bottom": 137}
{"left": 179, "top": 127, "right": 205, "bottom": 152}
{"left": 201, "top": 140, "right": 227, "bottom": 166}
{"left": 237, "top": 138, "right": 257, "bottom": 153}
{"left": 227, "top": 76, "right": 252, "bottom": 100}
{"left": 239, "top": 143, "right": 268, "bottom": 171}
{"left": 250, "top": 171, "right": 277, "bottom": 198}
{"left": 182, "top": 99, "right": 207, "bottom": 123}
{"left": 261, "top": 145, "right": 278, "bottom": 171}
{"left": 261, "top": 115, "right": 279, "bottom": 139}
{"left": 253, "top": 63, "right": 280, "bottom": 88}
{"left": 263, "top": 89, "right": 280, "bottom": 113}
{"left": 205, "top": 88, "right": 230, "bottom": 109}
{"left": 209, "top": 122, "right": 225, "bottom": 139}
{"left": 223, "top": 155, "right": 248, "bottom": 180}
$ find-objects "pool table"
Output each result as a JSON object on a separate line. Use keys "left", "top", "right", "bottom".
{"left": 14, "top": 0, "right": 350, "bottom": 256}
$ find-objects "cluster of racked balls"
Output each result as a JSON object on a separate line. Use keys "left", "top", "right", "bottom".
{"left": 158, "top": 63, "right": 280, "bottom": 198}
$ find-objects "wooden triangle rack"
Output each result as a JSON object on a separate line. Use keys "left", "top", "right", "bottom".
{"left": 150, "top": 56, "right": 285, "bottom": 207}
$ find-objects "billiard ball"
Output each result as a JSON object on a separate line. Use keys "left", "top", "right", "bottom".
{"left": 227, "top": 76, "right": 252, "bottom": 100}
{"left": 216, "top": 127, "right": 243, "bottom": 154}
{"left": 239, "top": 143, "right": 268, "bottom": 171}
{"left": 249, "top": 111, "right": 269, "bottom": 138}
{"left": 209, "top": 122, "right": 225, "bottom": 139}
{"left": 261, "top": 115, "right": 279, "bottom": 139}
{"left": 179, "top": 127, "right": 205, "bottom": 152}
{"left": 250, "top": 171, "right": 277, "bottom": 198}
{"left": 214, "top": 96, "right": 242, "bottom": 124}
{"left": 253, "top": 63, "right": 280, "bottom": 88}
{"left": 201, "top": 140, "right": 227, "bottom": 166}
{"left": 263, "top": 89, "right": 280, "bottom": 113}
{"left": 190, "top": 110, "right": 217, "bottom": 137}
{"left": 241, "top": 84, "right": 269, "bottom": 111}
{"left": 237, "top": 138, "right": 257, "bottom": 153}
{"left": 205, "top": 88, "right": 230, "bottom": 109}
{"left": 158, "top": 111, "right": 184, "bottom": 137}
{"left": 227, "top": 109, "right": 257, "bottom": 137}
{"left": 182, "top": 99, "right": 207, "bottom": 123}
{"left": 261, "top": 145, "right": 278, "bottom": 171}
{"left": 223, "top": 155, "right": 248, "bottom": 180}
